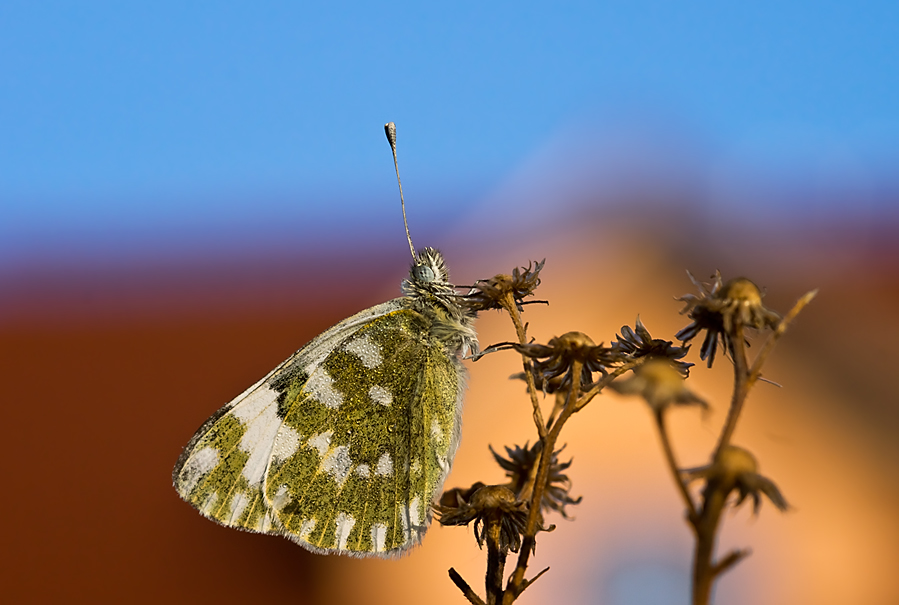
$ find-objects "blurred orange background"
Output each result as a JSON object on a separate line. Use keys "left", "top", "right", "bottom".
{"left": 4, "top": 159, "right": 898, "bottom": 604}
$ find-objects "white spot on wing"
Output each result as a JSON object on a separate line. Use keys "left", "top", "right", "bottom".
{"left": 355, "top": 463, "right": 370, "bottom": 478}
{"left": 321, "top": 445, "right": 352, "bottom": 485}
{"left": 437, "top": 455, "right": 449, "bottom": 475}
{"left": 411, "top": 458, "right": 421, "bottom": 474}
{"left": 231, "top": 384, "right": 280, "bottom": 423}
{"left": 307, "top": 430, "right": 333, "bottom": 457}
{"left": 371, "top": 523, "right": 387, "bottom": 552}
{"left": 180, "top": 446, "right": 219, "bottom": 492}
{"left": 272, "top": 485, "right": 291, "bottom": 511}
{"left": 229, "top": 493, "right": 250, "bottom": 523}
{"left": 231, "top": 386, "right": 282, "bottom": 486}
{"left": 201, "top": 493, "right": 218, "bottom": 515}
{"left": 368, "top": 385, "right": 393, "bottom": 406}
{"left": 375, "top": 453, "right": 393, "bottom": 476}
{"left": 303, "top": 368, "right": 344, "bottom": 409}
{"left": 411, "top": 497, "right": 421, "bottom": 524}
{"left": 258, "top": 512, "right": 273, "bottom": 531}
{"left": 299, "top": 518, "right": 316, "bottom": 541}
{"left": 400, "top": 496, "right": 423, "bottom": 542}
{"left": 400, "top": 502, "right": 409, "bottom": 540}
{"left": 335, "top": 512, "right": 356, "bottom": 550}
{"left": 285, "top": 299, "right": 402, "bottom": 373}
{"left": 343, "top": 334, "right": 382, "bottom": 369}
{"left": 272, "top": 424, "right": 300, "bottom": 461}
{"left": 430, "top": 418, "right": 443, "bottom": 441}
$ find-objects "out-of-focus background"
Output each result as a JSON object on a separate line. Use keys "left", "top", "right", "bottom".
{"left": 3, "top": 3, "right": 898, "bottom": 604}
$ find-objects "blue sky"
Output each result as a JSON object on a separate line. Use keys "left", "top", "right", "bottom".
{"left": 2, "top": 1, "right": 897, "bottom": 268}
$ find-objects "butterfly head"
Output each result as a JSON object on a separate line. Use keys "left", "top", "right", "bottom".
{"left": 402, "top": 246, "right": 462, "bottom": 314}
{"left": 404, "top": 246, "right": 476, "bottom": 355}
{"left": 410, "top": 247, "right": 450, "bottom": 285}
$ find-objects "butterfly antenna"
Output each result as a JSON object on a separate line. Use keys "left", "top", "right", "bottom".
{"left": 384, "top": 122, "right": 417, "bottom": 261}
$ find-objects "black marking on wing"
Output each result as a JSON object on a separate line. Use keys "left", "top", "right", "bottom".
{"left": 272, "top": 366, "right": 310, "bottom": 420}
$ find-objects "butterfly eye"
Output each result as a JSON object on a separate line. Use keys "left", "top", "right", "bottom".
{"left": 413, "top": 264, "right": 436, "bottom": 283}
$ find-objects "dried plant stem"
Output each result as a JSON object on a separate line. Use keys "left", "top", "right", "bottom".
{"left": 448, "top": 270, "right": 815, "bottom": 605}
{"left": 746, "top": 290, "right": 818, "bottom": 389}
{"left": 713, "top": 322, "right": 750, "bottom": 459}
{"left": 499, "top": 305, "right": 643, "bottom": 602}
{"left": 654, "top": 409, "right": 699, "bottom": 526}
{"left": 515, "top": 444, "right": 542, "bottom": 503}
{"left": 450, "top": 567, "right": 486, "bottom": 605}
{"left": 500, "top": 292, "right": 548, "bottom": 439}
{"left": 448, "top": 295, "right": 558, "bottom": 605}
{"left": 691, "top": 498, "right": 750, "bottom": 605}
{"left": 713, "top": 548, "right": 751, "bottom": 576}
{"left": 693, "top": 289, "right": 816, "bottom": 604}
{"left": 692, "top": 485, "right": 727, "bottom": 605}
{"left": 714, "top": 289, "right": 818, "bottom": 459}
{"left": 575, "top": 360, "right": 642, "bottom": 412}
{"left": 545, "top": 391, "right": 566, "bottom": 430}
{"left": 503, "top": 359, "right": 583, "bottom": 604}
{"left": 691, "top": 322, "right": 750, "bottom": 605}
{"left": 485, "top": 520, "right": 507, "bottom": 605}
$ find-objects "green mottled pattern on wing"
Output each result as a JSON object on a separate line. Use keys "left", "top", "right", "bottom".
{"left": 268, "top": 308, "right": 460, "bottom": 553}
{"left": 174, "top": 413, "right": 271, "bottom": 530}
{"left": 173, "top": 305, "right": 462, "bottom": 555}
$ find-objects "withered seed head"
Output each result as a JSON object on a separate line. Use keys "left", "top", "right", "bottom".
{"left": 684, "top": 445, "right": 789, "bottom": 514}
{"left": 676, "top": 271, "right": 781, "bottom": 367}
{"left": 491, "top": 442, "right": 582, "bottom": 519}
{"left": 435, "top": 484, "right": 529, "bottom": 553}
{"left": 610, "top": 358, "right": 708, "bottom": 412}
{"left": 463, "top": 259, "right": 545, "bottom": 312}
{"left": 612, "top": 316, "right": 693, "bottom": 376}
{"left": 514, "top": 331, "right": 618, "bottom": 393}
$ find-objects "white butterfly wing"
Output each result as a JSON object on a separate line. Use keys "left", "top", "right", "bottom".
{"left": 172, "top": 300, "right": 404, "bottom": 532}
{"left": 173, "top": 297, "right": 467, "bottom": 557}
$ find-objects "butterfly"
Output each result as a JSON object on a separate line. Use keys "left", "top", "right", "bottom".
{"left": 172, "top": 123, "right": 478, "bottom": 557}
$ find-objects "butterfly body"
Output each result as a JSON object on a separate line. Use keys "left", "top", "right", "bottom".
{"left": 173, "top": 247, "right": 477, "bottom": 557}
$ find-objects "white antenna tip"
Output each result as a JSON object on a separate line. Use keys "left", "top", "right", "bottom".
{"left": 384, "top": 122, "right": 396, "bottom": 147}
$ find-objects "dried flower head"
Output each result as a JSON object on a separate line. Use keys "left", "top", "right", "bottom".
{"left": 610, "top": 358, "right": 708, "bottom": 412}
{"left": 514, "top": 331, "right": 617, "bottom": 393}
{"left": 491, "top": 442, "right": 582, "bottom": 518}
{"left": 436, "top": 484, "right": 529, "bottom": 552}
{"left": 512, "top": 369, "right": 568, "bottom": 395}
{"left": 463, "top": 260, "right": 545, "bottom": 312}
{"left": 440, "top": 482, "right": 487, "bottom": 509}
{"left": 613, "top": 316, "right": 693, "bottom": 376}
{"left": 676, "top": 271, "right": 781, "bottom": 367}
{"left": 684, "top": 445, "right": 789, "bottom": 514}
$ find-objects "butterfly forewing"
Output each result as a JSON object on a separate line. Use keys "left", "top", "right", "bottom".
{"left": 173, "top": 300, "right": 465, "bottom": 557}
{"left": 172, "top": 302, "right": 403, "bottom": 534}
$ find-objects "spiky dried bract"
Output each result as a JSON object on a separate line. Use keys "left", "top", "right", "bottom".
{"left": 514, "top": 331, "right": 617, "bottom": 393}
{"left": 611, "top": 359, "right": 708, "bottom": 412}
{"left": 684, "top": 445, "right": 789, "bottom": 514}
{"left": 675, "top": 271, "right": 781, "bottom": 367}
{"left": 491, "top": 442, "right": 582, "bottom": 519}
{"left": 463, "top": 260, "right": 545, "bottom": 313}
{"left": 436, "top": 485, "right": 529, "bottom": 553}
{"left": 613, "top": 316, "right": 693, "bottom": 376}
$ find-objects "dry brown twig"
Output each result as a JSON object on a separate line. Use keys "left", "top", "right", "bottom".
{"left": 436, "top": 263, "right": 815, "bottom": 605}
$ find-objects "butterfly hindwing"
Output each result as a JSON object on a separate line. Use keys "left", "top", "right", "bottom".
{"left": 173, "top": 298, "right": 465, "bottom": 556}
{"left": 266, "top": 305, "right": 463, "bottom": 555}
